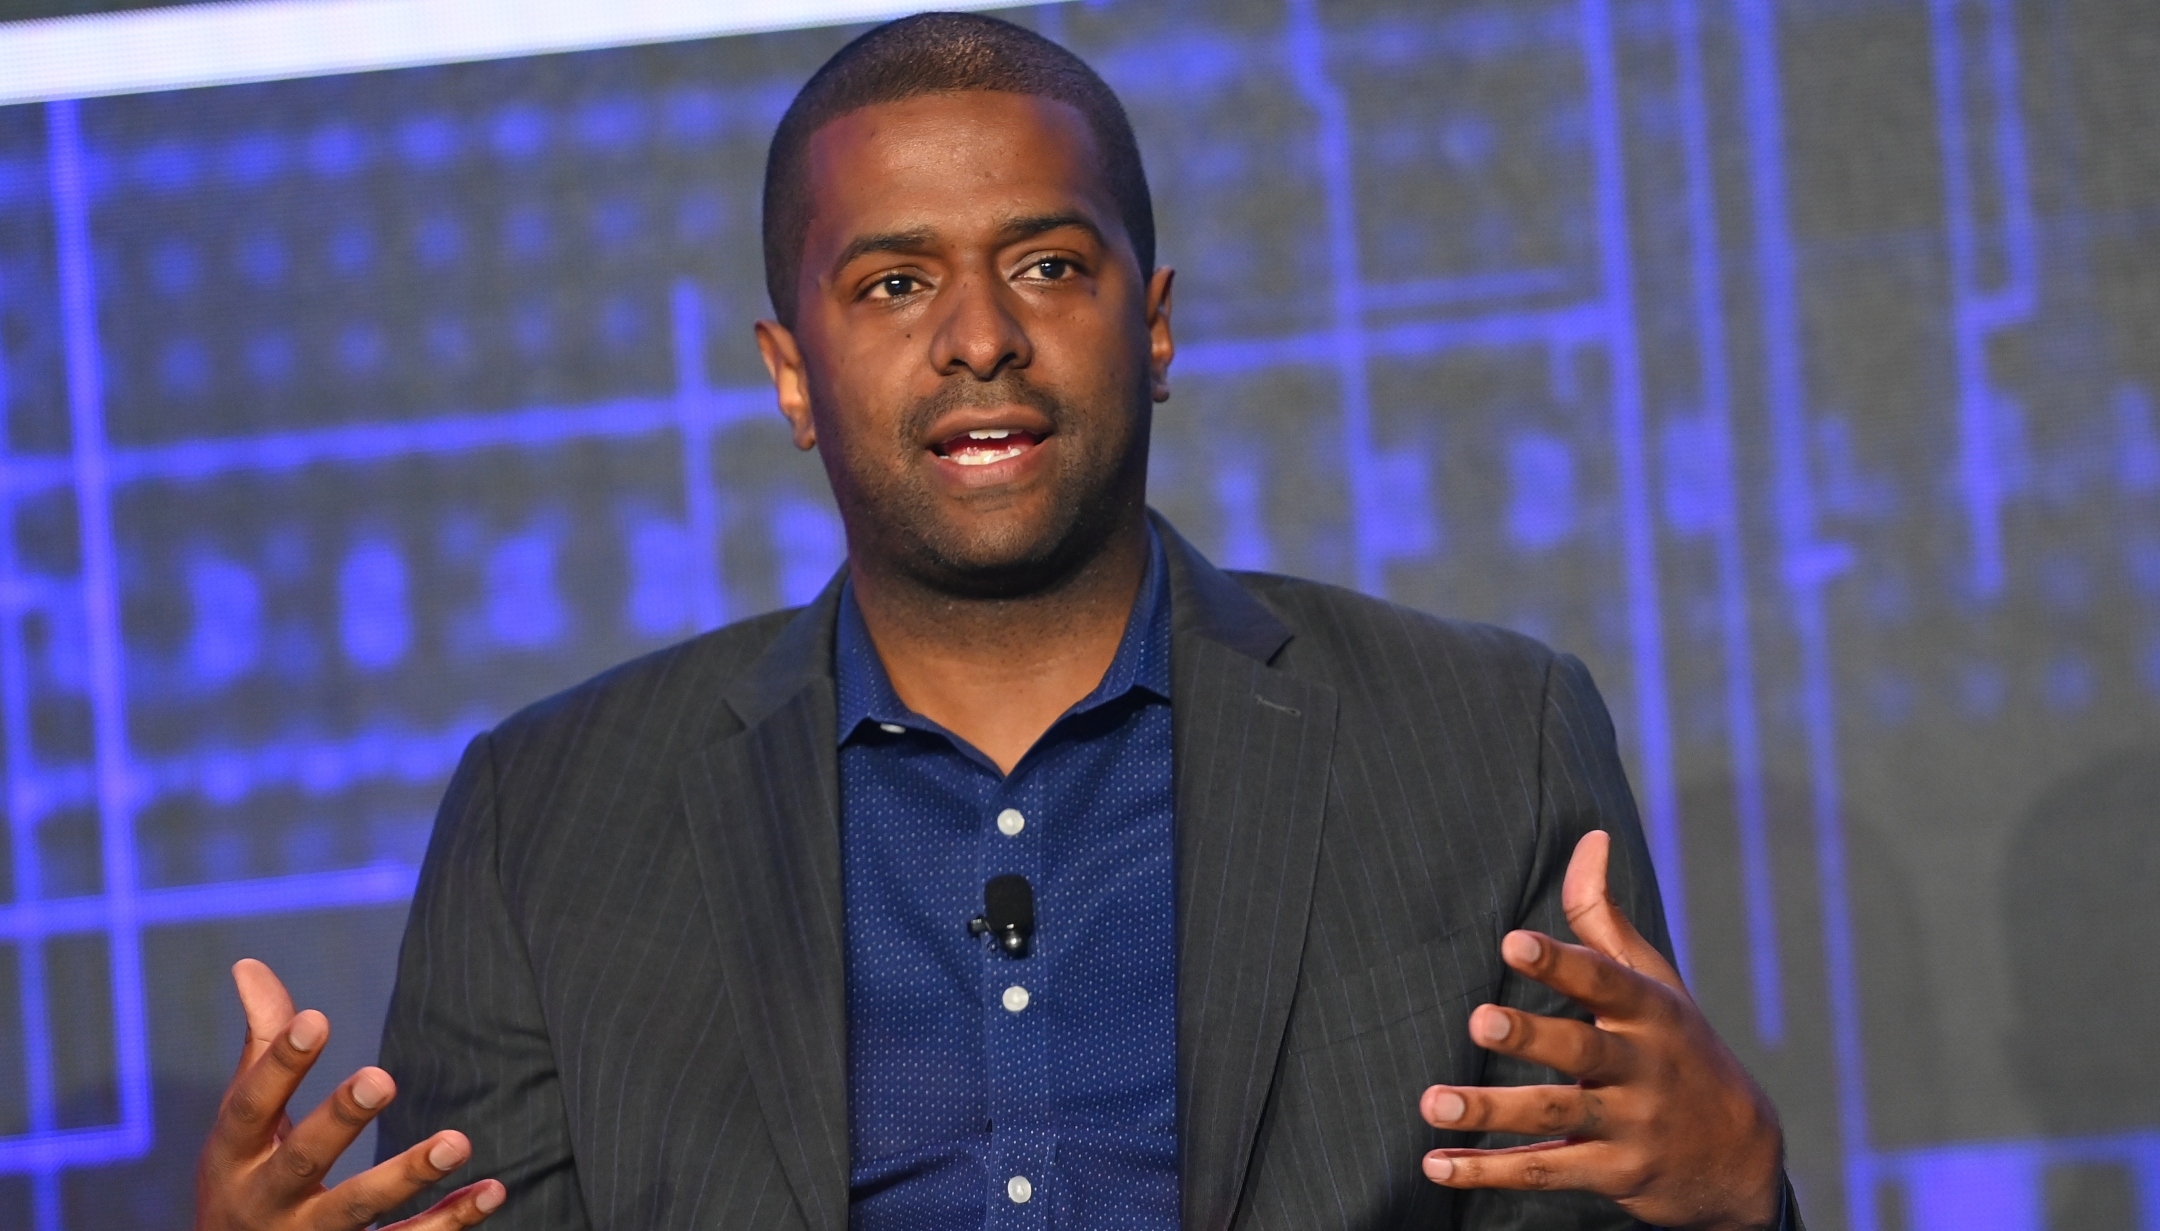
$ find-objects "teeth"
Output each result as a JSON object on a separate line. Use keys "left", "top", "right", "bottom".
{"left": 950, "top": 445, "right": 1026, "bottom": 466}
{"left": 966, "top": 428, "right": 1013, "bottom": 439}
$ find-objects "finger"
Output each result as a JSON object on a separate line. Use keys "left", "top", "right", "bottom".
{"left": 1422, "top": 1140, "right": 1607, "bottom": 1192}
{"left": 1456, "top": 1003, "right": 1634, "bottom": 1083}
{"left": 1421, "top": 1080, "right": 1607, "bottom": 1140}
{"left": 210, "top": 1006, "right": 328, "bottom": 1160}
{"left": 1560, "top": 831, "right": 1681, "bottom": 988}
{"left": 231, "top": 958, "right": 298, "bottom": 1079}
{"left": 309, "top": 1131, "right": 479, "bottom": 1231}
{"left": 1498, "top": 930, "right": 1667, "bottom": 1024}
{"left": 386, "top": 1179, "right": 506, "bottom": 1230}
{"left": 259, "top": 1066, "right": 397, "bottom": 1202}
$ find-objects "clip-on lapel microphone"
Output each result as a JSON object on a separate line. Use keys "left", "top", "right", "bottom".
{"left": 968, "top": 873, "right": 1035, "bottom": 957}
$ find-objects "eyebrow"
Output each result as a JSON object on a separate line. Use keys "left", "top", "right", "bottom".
{"left": 830, "top": 228, "right": 938, "bottom": 275}
{"left": 994, "top": 211, "right": 1106, "bottom": 248}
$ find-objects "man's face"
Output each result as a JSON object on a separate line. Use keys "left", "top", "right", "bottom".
{"left": 756, "top": 90, "right": 1174, "bottom": 598}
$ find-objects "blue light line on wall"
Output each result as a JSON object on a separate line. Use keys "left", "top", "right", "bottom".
{"left": 0, "top": 148, "right": 65, "bottom": 1231}
{"left": 1282, "top": 0, "right": 1388, "bottom": 597}
{"left": 671, "top": 277, "right": 730, "bottom": 631}
{"left": 0, "top": 393, "right": 773, "bottom": 497}
{"left": 1580, "top": 0, "right": 1688, "bottom": 983}
{"left": 44, "top": 94, "right": 153, "bottom": 1226}
{"left": 1670, "top": 0, "right": 1781, "bottom": 1048}
{"left": 1882, "top": 1131, "right": 2160, "bottom": 1231}
{"left": 1931, "top": 0, "right": 2038, "bottom": 604}
{"left": 1173, "top": 304, "right": 1608, "bottom": 377}
{"left": 0, "top": 864, "right": 421, "bottom": 945}
{"left": 1732, "top": 6, "right": 1870, "bottom": 1229}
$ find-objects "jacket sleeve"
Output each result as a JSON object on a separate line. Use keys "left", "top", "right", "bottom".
{"left": 375, "top": 732, "right": 592, "bottom": 1229}
{"left": 1459, "top": 651, "right": 1670, "bottom": 1231}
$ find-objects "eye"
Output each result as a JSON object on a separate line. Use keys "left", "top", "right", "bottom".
{"left": 866, "top": 273, "right": 923, "bottom": 300}
{"left": 1029, "top": 258, "right": 1074, "bottom": 280}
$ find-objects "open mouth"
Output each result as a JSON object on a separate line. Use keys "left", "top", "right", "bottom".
{"left": 931, "top": 427, "right": 1045, "bottom": 467}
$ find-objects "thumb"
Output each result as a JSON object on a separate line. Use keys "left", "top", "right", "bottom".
{"left": 1560, "top": 831, "right": 1681, "bottom": 989}
{"left": 231, "top": 958, "right": 297, "bottom": 1076}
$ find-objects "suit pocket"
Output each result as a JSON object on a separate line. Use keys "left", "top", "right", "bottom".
{"left": 1289, "top": 915, "right": 1500, "bottom": 1054}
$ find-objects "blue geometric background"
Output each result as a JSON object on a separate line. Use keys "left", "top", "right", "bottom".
{"left": 1, "top": 0, "right": 2156, "bottom": 1227}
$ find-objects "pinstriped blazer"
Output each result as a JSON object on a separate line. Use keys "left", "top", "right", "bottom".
{"left": 377, "top": 515, "right": 1667, "bottom": 1230}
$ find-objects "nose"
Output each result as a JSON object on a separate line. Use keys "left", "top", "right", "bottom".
{"left": 928, "top": 269, "right": 1032, "bottom": 381}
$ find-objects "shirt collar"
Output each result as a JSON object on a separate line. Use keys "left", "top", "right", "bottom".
{"left": 835, "top": 524, "right": 1171, "bottom": 746}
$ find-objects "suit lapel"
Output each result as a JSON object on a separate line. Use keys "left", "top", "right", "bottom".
{"left": 670, "top": 531, "right": 1336, "bottom": 1231}
{"left": 681, "top": 588, "right": 851, "bottom": 1231}
{"left": 1163, "top": 524, "right": 1339, "bottom": 1231}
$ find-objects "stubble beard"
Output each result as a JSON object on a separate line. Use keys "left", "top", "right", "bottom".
{"left": 822, "top": 371, "right": 1150, "bottom": 603}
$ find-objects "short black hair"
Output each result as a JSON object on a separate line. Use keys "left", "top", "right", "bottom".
{"left": 760, "top": 11, "right": 1155, "bottom": 324}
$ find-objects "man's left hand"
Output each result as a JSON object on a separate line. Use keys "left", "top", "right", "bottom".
{"left": 1418, "top": 830, "right": 1786, "bottom": 1230}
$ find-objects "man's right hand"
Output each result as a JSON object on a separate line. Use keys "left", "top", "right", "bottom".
{"left": 193, "top": 958, "right": 504, "bottom": 1231}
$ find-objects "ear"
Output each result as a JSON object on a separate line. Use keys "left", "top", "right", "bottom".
{"left": 1144, "top": 266, "right": 1176, "bottom": 404}
{"left": 754, "top": 318, "right": 818, "bottom": 451}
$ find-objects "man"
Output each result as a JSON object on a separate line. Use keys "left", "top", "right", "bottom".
{"left": 192, "top": 13, "right": 1796, "bottom": 1231}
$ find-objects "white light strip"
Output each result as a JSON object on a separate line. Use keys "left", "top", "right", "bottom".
{"left": 0, "top": 0, "right": 1031, "bottom": 108}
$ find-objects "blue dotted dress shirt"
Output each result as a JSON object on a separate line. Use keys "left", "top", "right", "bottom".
{"left": 834, "top": 532, "right": 1177, "bottom": 1231}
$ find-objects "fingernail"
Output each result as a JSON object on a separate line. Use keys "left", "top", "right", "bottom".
{"left": 1478, "top": 1011, "right": 1511, "bottom": 1043}
{"left": 428, "top": 1138, "right": 465, "bottom": 1171}
{"left": 1424, "top": 1155, "right": 1455, "bottom": 1182}
{"left": 1503, "top": 932, "right": 1541, "bottom": 965}
{"left": 352, "top": 1071, "right": 390, "bottom": 1109}
{"left": 475, "top": 1183, "right": 504, "bottom": 1213}
{"left": 287, "top": 1013, "right": 324, "bottom": 1051}
{"left": 1429, "top": 1091, "right": 1465, "bottom": 1123}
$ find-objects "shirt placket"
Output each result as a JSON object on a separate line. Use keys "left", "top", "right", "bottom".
{"left": 983, "top": 768, "right": 1051, "bottom": 1230}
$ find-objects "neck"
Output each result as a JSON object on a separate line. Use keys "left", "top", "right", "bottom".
{"left": 848, "top": 514, "right": 1151, "bottom": 774}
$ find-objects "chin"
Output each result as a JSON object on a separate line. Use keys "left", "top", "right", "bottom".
{"left": 904, "top": 503, "right": 1121, "bottom": 600}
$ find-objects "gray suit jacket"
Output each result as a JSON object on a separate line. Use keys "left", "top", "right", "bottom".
{"left": 379, "top": 518, "right": 1672, "bottom": 1229}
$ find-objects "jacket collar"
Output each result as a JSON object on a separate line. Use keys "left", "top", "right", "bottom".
{"left": 719, "top": 567, "right": 844, "bottom": 734}
{"left": 1156, "top": 511, "right": 1293, "bottom": 666}
{"left": 719, "top": 509, "right": 1295, "bottom": 731}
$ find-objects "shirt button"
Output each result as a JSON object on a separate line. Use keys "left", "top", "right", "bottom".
{"left": 877, "top": 722, "right": 904, "bottom": 734}
{"left": 1002, "top": 985, "right": 1030, "bottom": 1013}
{"left": 997, "top": 808, "right": 1026, "bottom": 836}
{"left": 1007, "top": 1175, "right": 1033, "bottom": 1204}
